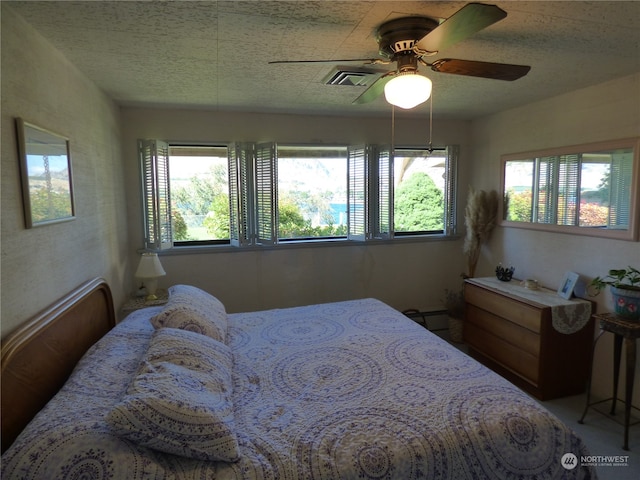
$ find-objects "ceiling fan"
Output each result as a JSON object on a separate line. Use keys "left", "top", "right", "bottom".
{"left": 269, "top": 3, "right": 531, "bottom": 109}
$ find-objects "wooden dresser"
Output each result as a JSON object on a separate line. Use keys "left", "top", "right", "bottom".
{"left": 464, "top": 277, "right": 595, "bottom": 400}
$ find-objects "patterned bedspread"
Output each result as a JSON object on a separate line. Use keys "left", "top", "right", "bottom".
{"left": 2, "top": 298, "right": 596, "bottom": 479}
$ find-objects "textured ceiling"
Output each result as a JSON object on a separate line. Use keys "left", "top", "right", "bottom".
{"left": 7, "top": 1, "right": 640, "bottom": 119}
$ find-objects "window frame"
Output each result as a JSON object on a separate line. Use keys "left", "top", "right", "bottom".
{"left": 276, "top": 144, "right": 349, "bottom": 242}
{"left": 392, "top": 145, "right": 457, "bottom": 237}
{"left": 500, "top": 137, "right": 640, "bottom": 241}
{"left": 168, "top": 144, "right": 231, "bottom": 247}
{"left": 140, "top": 139, "right": 459, "bottom": 251}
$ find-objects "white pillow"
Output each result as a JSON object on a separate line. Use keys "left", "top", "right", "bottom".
{"left": 106, "top": 329, "right": 239, "bottom": 462}
{"left": 150, "top": 285, "right": 228, "bottom": 343}
{"left": 144, "top": 327, "right": 233, "bottom": 373}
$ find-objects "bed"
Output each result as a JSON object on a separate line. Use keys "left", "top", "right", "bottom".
{"left": 1, "top": 278, "right": 596, "bottom": 479}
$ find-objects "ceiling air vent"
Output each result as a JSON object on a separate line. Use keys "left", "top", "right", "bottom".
{"left": 323, "top": 66, "right": 383, "bottom": 86}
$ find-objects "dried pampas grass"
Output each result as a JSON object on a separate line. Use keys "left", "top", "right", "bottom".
{"left": 464, "top": 187, "right": 499, "bottom": 277}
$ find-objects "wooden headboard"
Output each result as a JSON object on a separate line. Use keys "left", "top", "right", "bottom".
{"left": 1, "top": 278, "right": 115, "bottom": 453}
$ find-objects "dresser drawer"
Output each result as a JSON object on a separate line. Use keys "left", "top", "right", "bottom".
{"left": 465, "top": 283, "right": 541, "bottom": 333}
{"left": 464, "top": 321, "right": 540, "bottom": 384}
{"left": 466, "top": 305, "right": 541, "bottom": 357}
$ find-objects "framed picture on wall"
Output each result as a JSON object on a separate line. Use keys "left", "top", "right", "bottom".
{"left": 16, "top": 118, "right": 75, "bottom": 228}
{"left": 557, "top": 271, "right": 579, "bottom": 299}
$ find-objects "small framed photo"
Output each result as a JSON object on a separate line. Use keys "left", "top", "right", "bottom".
{"left": 557, "top": 271, "right": 579, "bottom": 299}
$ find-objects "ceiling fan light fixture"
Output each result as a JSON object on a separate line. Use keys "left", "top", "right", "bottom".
{"left": 384, "top": 72, "right": 432, "bottom": 109}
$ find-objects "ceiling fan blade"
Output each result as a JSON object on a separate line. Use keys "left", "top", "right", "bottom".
{"left": 268, "top": 58, "right": 380, "bottom": 65}
{"left": 430, "top": 59, "right": 530, "bottom": 81}
{"left": 415, "top": 3, "right": 507, "bottom": 53}
{"left": 352, "top": 73, "right": 394, "bottom": 104}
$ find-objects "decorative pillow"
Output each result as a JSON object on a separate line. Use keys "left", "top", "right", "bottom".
{"left": 106, "top": 329, "right": 239, "bottom": 462}
{"left": 150, "top": 285, "right": 228, "bottom": 343}
{"left": 144, "top": 327, "right": 233, "bottom": 374}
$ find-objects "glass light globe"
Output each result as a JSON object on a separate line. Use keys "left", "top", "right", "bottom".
{"left": 384, "top": 73, "right": 432, "bottom": 109}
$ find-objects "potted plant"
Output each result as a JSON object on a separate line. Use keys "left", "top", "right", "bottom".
{"left": 443, "top": 288, "right": 465, "bottom": 342}
{"left": 590, "top": 266, "right": 640, "bottom": 320}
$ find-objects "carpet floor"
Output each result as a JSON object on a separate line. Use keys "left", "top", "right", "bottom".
{"left": 541, "top": 394, "right": 640, "bottom": 479}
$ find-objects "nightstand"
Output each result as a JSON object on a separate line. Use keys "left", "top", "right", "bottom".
{"left": 120, "top": 289, "right": 169, "bottom": 317}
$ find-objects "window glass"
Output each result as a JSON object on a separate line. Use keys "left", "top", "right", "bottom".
{"left": 168, "top": 146, "right": 229, "bottom": 244}
{"left": 579, "top": 152, "right": 626, "bottom": 227}
{"left": 393, "top": 148, "right": 447, "bottom": 233}
{"left": 579, "top": 156, "right": 608, "bottom": 226}
{"left": 503, "top": 160, "right": 533, "bottom": 222}
{"left": 277, "top": 146, "right": 348, "bottom": 240}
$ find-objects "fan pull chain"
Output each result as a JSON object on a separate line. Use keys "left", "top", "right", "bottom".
{"left": 427, "top": 92, "right": 434, "bottom": 153}
{"left": 391, "top": 104, "right": 395, "bottom": 156}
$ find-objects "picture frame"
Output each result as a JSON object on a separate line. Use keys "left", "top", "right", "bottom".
{"left": 557, "top": 271, "right": 579, "bottom": 299}
{"left": 16, "top": 118, "right": 75, "bottom": 228}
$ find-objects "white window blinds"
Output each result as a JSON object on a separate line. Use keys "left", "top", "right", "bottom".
{"left": 557, "top": 154, "right": 579, "bottom": 226}
{"left": 443, "top": 145, "right": 458, "bottom": 235}
{"left": 372, "top": 146, "right": 393, "bottom": 239}
{"left": 535, "top": 156, "right": 557, "bottom": 224}
{"left": 139, "top": 139, "right": 173, "bottom": 250}
{"left": 347, "top": 145, "right": 368, "bottom": 240}
{"left": 228, "top": 143, "right": 254, "bottom": 246}
{"left": 609, "top": 153, "right": 633, "bottom": 228}
{"left": 535, "top": 154, "right": 580, "bottom": 226}
{"left": 255, "top": 142, "right": 277, "bottom": 245}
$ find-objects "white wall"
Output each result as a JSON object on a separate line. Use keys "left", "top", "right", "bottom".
{"left": 120, "top": 108, "right": 472, "bottom": 313}
{"left": 470, "top": 73, "right": 640, "bottom": 404}
{"left": 0, "top": 5, "right": 130, "bottom": 337}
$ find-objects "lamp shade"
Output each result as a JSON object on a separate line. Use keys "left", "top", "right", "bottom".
{"left": 384, "top": 73, "right": 432, "bottom": 109}
{"left": 135, "top": 253, "right": 166, "bottom": 278}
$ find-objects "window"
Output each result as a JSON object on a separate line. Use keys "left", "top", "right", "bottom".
{"left": 140, "top": 139, "right": 459, "bottom": 250}
{"left": 501, "top": 138, "right": 639, "bottom": 241}
{"left": 168, "top": 146, "right": 230, "bottom": 245}
{"left": 277, "top": 145, "right": 348, "bottom": 241}
{"left": 393, "top": 148, "right": 451, "bottom": 235}
{"left": 347, "top": 145, "right": 458, "bottom": 240}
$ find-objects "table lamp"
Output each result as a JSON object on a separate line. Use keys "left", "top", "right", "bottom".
{"left": 135, "top": 252, "right": 166, "bottom": 301}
